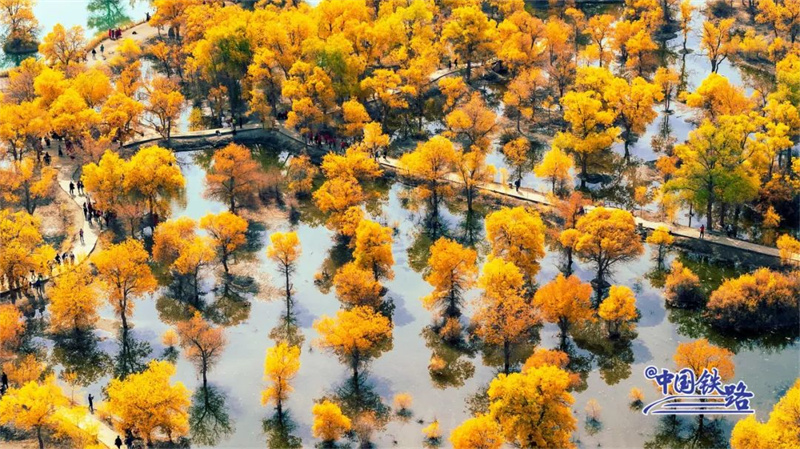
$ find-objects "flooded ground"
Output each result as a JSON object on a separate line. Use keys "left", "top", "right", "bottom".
{"left": 7, "top": 0, "right": 798, "bottom": 447}
{"left": 42, "top": 149, "right": 796, "bottom": 448}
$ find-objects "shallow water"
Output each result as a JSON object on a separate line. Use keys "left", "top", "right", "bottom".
{"left": 10, "top": 1, "right": 798, "bottom": 447}
{"left": 48, "top": 150, "right": 797, "bottom": 449}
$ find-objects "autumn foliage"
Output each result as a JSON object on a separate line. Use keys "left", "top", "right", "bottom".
{"left": 706, "top": 268, "right": 800, "bottom": 332}
{"left": 103, "top": 360, "right": 191, "bottom": 446}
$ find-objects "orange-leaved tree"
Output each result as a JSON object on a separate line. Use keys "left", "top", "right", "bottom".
{"left": 474, "top": 257, "right": 539, "bottom": 374}
{"left": 92, "top": 238, "right": 157, "bottom": 332}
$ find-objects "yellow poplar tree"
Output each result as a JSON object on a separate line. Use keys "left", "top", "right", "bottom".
{"left": 353, "top": 219, "right": 394, "bottom": 281}
{"left": 103, "top": 360, "right": 191, "bottom": 446}
{"left": 449, "top": 414, "right": 503, "bottom": 449}
{"left": 598, "top": 285, "right": 639, "bottom": 338}
{"left": 535, "top": 146, "right": 573, "bottom": 194}
{"left": 92, "top": 239, "right": 158, "bottom": 331}
{"left": 488, "top": 365, "right": 576, "bottom": 448}
{"left": 730, "top": 379, "right": 800, "bottom": 449}
{"left": 175, "top": 312, "right": 226, "bottom": 393}
{"left": 312, "top": 400, "right": 351, "bottom": 443}
{"left": 47, "top": 266, "right": 99, "bottom": 335}
{"left": 204, "top": 143, "right": 265, "bottom": 213}
{"left": 573, "top": 207, "right": 644, "bottom": 286}
{"left": 474, "top": 257, "right": 539, "bottom": 374}
{"left": 124, "top": 145, "right": 185, "bottom": 220}
{"left": 262, "top": 342, "right": 300, "bottom": 420}
{"left": 267, "top": 231, "right": 301, "bottom": 315}
{"left": 0, "top": 377, "right": 70, "bottom": 449}
{"left": 422, "top": 237, "right": 478, "bottom": 319}
{"left": 313, "top": 306, "right": 393, "bottom": 385}
{"left": 533, "top": 273, "right": 594, "bottom": 336}
{"left": 484, "top": 206, "right": 545, "bottom": 286}
{"left": 199, "top": 211, "right": 249, "bottom": 275}
{"left": 333, "top": 262, "right": 384, "bottom": 309}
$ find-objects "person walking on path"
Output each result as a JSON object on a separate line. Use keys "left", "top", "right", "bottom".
{"left": 115, "top": 435, "right": 122, "bottom": 449}
{"left": 69, "top": 182, "right": 75, "bottom": 196}
{"left": 83, "top": 202, "right": 88, "bottom": 219}
{"left": 88, "top": 394, "right": 94, "bottom": 414}
{"left": 699, "top": 224, "right": 705, "bottom": 239}
{"left": 79, "top": 229, "right": 84, "bottom": 245}
{"left": 100, "top": 44, "right": 104, "bottom": 55}
{"left": 91, "top": 48, "right": 96, "bottom": 59}
{"left": 1, "top": 371, "right": 8, "bottom": 392}
{"left": 514, "top": 178, "right": 521, "bottom": 192}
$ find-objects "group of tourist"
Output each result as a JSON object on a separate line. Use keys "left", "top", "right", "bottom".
{"left": 83, "top": 199, "right": 111, "bottom": 229}
{"left": 303, "top": 131, "right": 348, "bottom": 151}
{"left": 108, "top": 28, "right": 123, "bottom": 40}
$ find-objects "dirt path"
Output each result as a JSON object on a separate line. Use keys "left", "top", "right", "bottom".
{"left": 87, "top": 18, "right": 158, "bottom": 66}
{"left": 0, "top": 167, "right": 101, "bottom": 295}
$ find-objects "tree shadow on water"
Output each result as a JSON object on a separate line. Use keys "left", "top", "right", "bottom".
{"left": 263, "top": 412, "right": 302, "bottom": 449}
{"left": 189, "top": 385, "right": 235, "bottom": 447}
{"left": 51, "top": 331, "right": 112, "bottom": 387}
{"left": 643, "top": 415, "right": 729, "bottom": 449}
{"left": 114, "top": 329, "right": 152, "bottom": 379}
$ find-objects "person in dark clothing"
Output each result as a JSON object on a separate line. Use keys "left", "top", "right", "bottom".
{"left": 124, "top": 434, "right": 133, "bottom": 449}
{"left": 1, "top": 371, "right": 8, "bottom": 391}
{"left": 115, "top": 435, "right": 123, "bottom": 449}
{"left": 44, "top": 152, "right": 51, "bottom": 165}
{"left": 79, "top": 228, "right": 84, "bottom": 245}
{"left": 88, "top": 394, "right": 94, "bottom": 413}
{"left": 69, "top": 182, "right": 75, "bottom": 196}
{"left": 514, "top": 178, "right": 521, "bottom": 192}
{"left": 699, "top": 224, "right": 705, "bottom": 239}
{"left": 92, "top": 48, "right": 96, "bottom": 59}
{"left": 55, "top": 254, "right": 61, "bottom": 265}
{"left": 146, "top": 11, "right": 150, "bottom": 21}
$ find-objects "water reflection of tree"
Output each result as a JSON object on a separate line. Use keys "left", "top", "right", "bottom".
{"left": 189, "top": 385, "right": 235, "bottom": 446}
{"left": 114, "top": 329, "right": 152, "bottom": 379}
{"left": 315, "top": 239, "right": 353, "bottom": 294}
{"left": 87, "top": 0, "right": 130, "bottom": 32}
{"left": 457, "top": 209, "right": 483, "bottom": 247}
{"left": 643, "top": 415, "right": 728, "bottom": 449}
{"left": 667, "top": 307, "right": 798, "bottom": 354}
{"left": 156, "top": 274, "right": 255, "bottom": 327}
{"left": 555, "top": 337, "right": 593, "bottom": 393}
{"left": 407, "top": 229, "right": 434, "bottom": 273}
{"left": 51, "top": 333, "right": 112, "bottom": 386}
{"left": 269, "top": 314, "right": 305, "bottom": 348}
{"left": 422, "top": 326, "right": 476, "bottom": 389}
{"left": 479, "top": 337, "right": 540, "bottom": 379}
{"left": 263, "top": 413, "right": 302, "bottom": 449}
{"left": 572, "top": 322, "right": 635, "bottom": 386}
{"left": 324, "top": 379, "right": 391, "bottom": 448}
